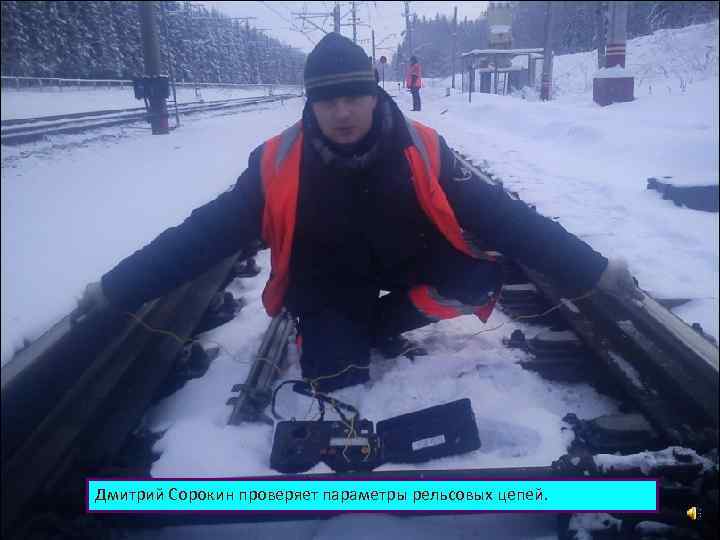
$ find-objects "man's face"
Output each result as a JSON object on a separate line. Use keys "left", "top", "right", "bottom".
{"left": 311, "top": 94, "right": 377, "bottom": 145}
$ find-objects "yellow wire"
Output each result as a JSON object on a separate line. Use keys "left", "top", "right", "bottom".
{"left": 307, "top": 363, "right": 371, "bottom": 388}
{"left": 123, "top": 289, "right": 596, "bottom": 386}
{"left": 123, "top": 311, "right": 283, "bottom": 375}
{"left": 341, "top": 413, "right": 358, "bottom": 464}
{"left": 125, "top": 311, "right": 192, "bottom": 345}
{"left": 469, "top": 290, "right": 594, "bottom": 338}
{"left": 301, "top": 290, "right": 597, "bottom": 388}
{"left": 123, "top": 288, "right": 597, "bottom": 447}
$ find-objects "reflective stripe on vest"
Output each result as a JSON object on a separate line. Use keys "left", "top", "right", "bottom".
{"left": 259, "top": 118, "right": 495, "bottom": 316}
{"left": 404, "top": 119, "right": 496, "bottom": 262}
{"left": 408, "top": 284, "right": 500, "bottom": 323}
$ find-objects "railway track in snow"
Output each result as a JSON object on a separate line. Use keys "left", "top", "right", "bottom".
{"left": 0, "top": 150, "right": 717, "bottom": 540}
{"left": 0, "top": 93, "right": 301, "bottom": 146}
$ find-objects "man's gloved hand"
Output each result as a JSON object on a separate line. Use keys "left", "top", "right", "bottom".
{"left": 75, "top": 281, "right": 110, "bottom": 318}
{"left": 596, "top": 257, "right": 643, "bottom": 301}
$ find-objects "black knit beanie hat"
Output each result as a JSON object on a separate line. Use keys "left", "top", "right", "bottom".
{"left": 304, "top": 33, "right": 377, "bottom": 102}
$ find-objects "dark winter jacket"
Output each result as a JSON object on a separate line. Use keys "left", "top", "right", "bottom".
{"left": 101, "top": 89, "right": 608, "bottom": 313}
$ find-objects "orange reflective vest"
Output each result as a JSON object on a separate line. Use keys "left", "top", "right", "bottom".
{"left": 405, "top": 63, "right": 422, "bottom": 88}
{"left": 259, "top": 119, "right": 495, "bottom": 316}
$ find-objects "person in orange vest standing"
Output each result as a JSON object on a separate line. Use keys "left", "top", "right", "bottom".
{"left": 77, "top": 33, "right": 639, "bottom": 393}
{"left": 406, "top": 55, "right": 422, "bottom": 111}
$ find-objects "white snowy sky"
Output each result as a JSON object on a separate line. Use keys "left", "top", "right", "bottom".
{"left": 193, "top": 1, "right": 489, "bottom": 55}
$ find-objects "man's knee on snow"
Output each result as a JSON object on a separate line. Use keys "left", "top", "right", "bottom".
{"left": 297, "top": 308, "right": 371, "bottom": 392}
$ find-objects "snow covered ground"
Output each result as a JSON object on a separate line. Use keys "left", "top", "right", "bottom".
{"left": 421, "top": 77, "right": 719, "bottom": 338}
{"left": 425, "top": 20, "right": 719, "bottom": 342}
{"left": 1, "top": 20, "right": 718, "bottom": 539}
{"left": 0, "top": 84, "right": 300, "bottom": 120}
{"left": 552, "top": 21, "right": 719, "bottom": 99}
{"left": 1, "top": 98, "right": 303, "bottom": 364}
{"left": 146, "top": 253, "right": 618, "bottom": 477}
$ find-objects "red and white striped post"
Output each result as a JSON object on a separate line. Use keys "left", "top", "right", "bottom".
{"left": 593, "top": 1, "right": 634, "bottom": 106}
{"left": 605, "top": 42, "right": 626, "bottom": 68}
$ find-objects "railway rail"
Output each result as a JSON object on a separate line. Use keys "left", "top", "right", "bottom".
{"left": 0, "top": 93, "right": 301, "bottom": 146}
{"left": 1, "top": 148, "right": 717, "bottom": 540}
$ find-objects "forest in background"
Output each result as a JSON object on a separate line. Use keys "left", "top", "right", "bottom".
{"left": 2, "top": 1, "right": 718, "bottom": 84}
{"left": 1, "top": 1, "right": 306, "bottom": 84}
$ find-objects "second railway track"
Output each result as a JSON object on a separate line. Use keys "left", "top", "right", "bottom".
{"left": 0, "top": 93, "right": 301, "bottom": 146}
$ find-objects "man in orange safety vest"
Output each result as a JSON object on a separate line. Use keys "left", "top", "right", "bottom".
{"left": 79, "top": 33, "right": 639, "bottom": 392}
{"left": 406, "top": 55, "right": 422, "bottom": 111}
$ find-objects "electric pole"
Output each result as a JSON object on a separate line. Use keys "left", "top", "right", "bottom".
{"left": 352, "top": 1, "right": 357, "bottom": 43}
{"left": 138, "top": 1, "right": 169, "bottom": 134}
{"left": 404, "top": 1, "right": 412, "bottom": 55}
{"left": 451, "top": 5, "right": 458, "bottom": 89}
{"left": 596, "top": 1, "right": 607, "bottom": 68}
{"left": 540, "top": 1, "right": 555, "bottom": 101}
{"left": 371, "top": 29, "right": 376, "bottom": 62}
{"left": 334, "top": 2, "right": 341, "bottom": 33}
{"left": 158, "top": 1, "right": 180, "bottom": 127}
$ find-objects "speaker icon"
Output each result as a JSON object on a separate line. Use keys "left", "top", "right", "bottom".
{"left": 686, "top": 506, "right": 702, "bottom": 521}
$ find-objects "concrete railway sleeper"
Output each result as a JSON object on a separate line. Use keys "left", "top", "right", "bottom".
{"left": 0, "top": 151, "right": 717, "bottom": 540}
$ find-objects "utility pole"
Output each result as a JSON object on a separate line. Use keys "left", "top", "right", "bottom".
{"left": 404, "top": 1, "right": 412, "bottom": 55}
{"left": 158, "top": 1, "right": 180, "bottom": 128}
{"left": 540, "top": 0, "right": 555, "bottom": 101}
{"left": 352, "top": 1, "right": 357, "bottom": 43}
{"left": 333, "top": 2, "right": 341, "bottom": 33}
{"left": 371, "top": 29, "right": 376, "bottom": 62}
{"left": 596, "top": 1, "right": 607, "bottom": 69}
{"left": 451, "top": 5, "right": 458, "bottom": 89}
{"left": 138, "top": 1, "right": 169, "bottom": 134}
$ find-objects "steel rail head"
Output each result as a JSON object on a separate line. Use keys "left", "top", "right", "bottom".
{"left": 2, "top": 252, "right": 241, "bottom": 537}
{"left": 452, "top": 150, "right": 718, "bottom": 445}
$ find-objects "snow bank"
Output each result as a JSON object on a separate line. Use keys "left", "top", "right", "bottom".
{"left": 592, "top": 66, "right": 634, "bottom": 78}
{"left": 430, "top": 21, "right": 718, "bottom": 101}
{"left": 554, "top": 20, "right": 719, "bottom": 98}
{"left": 407, "top": 22, "right": 719, "bottom": 341}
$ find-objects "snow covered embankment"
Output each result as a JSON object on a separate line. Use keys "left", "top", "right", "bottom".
{"left": 416, "top": 20, "right": 719, "bottom": 341}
